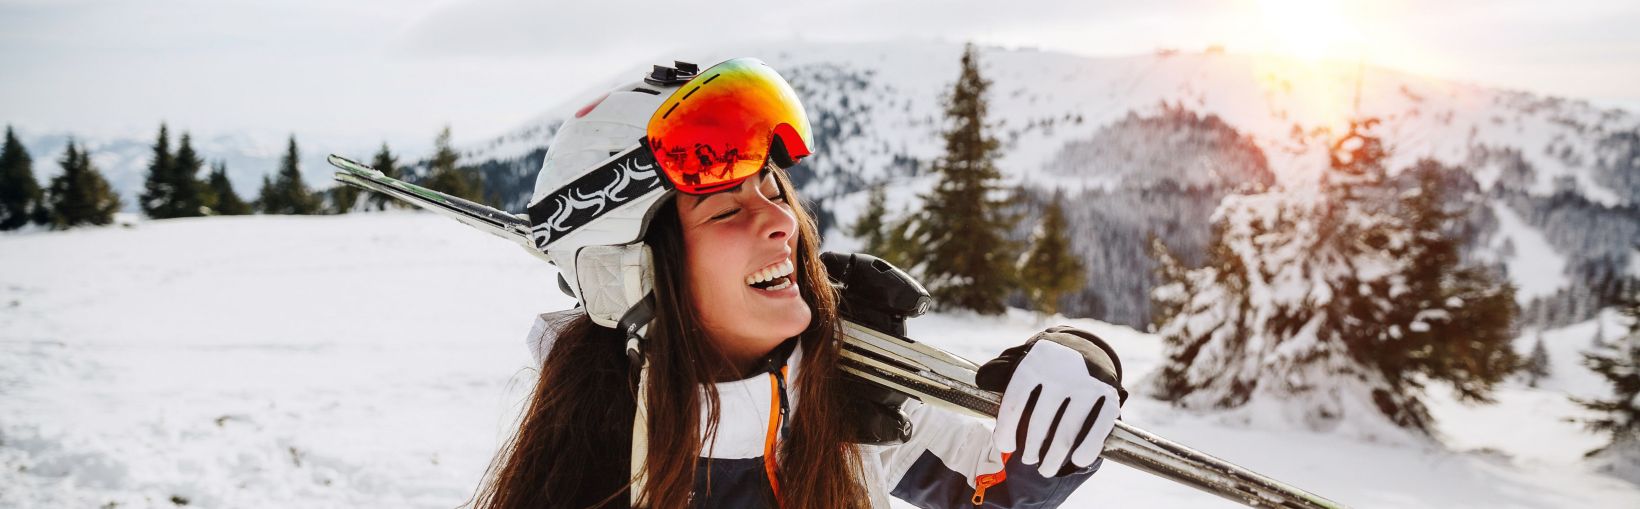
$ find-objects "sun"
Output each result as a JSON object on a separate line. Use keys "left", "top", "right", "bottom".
{"left": 1256, "top": 0, "right": 1363, "bottom": 63}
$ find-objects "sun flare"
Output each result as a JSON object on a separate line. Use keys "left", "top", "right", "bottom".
{"left": 1256, "top": 0, "right": 1363, "bottom": 63}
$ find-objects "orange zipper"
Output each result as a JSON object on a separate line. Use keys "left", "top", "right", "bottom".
{"left": 971, "top": 452, "right": 1011, "bottom": 505}
{"left": 763, "top": 366, "right": 789, "bottom": 508}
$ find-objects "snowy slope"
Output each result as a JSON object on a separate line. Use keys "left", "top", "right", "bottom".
{"left": 3, "top": 214, "right": 1638, "bottom": 508}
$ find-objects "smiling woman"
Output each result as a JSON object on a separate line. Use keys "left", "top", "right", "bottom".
{"left": 472, "top": 57, "right": 1126, "bottom": 508}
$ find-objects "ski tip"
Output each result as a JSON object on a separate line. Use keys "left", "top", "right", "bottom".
{"left": 327, "top": 154, "right": 384, "bottom": 177}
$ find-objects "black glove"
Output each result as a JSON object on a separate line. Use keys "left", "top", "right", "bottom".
{"left": 838, "top": 375, "right": 913, "bottom": 445}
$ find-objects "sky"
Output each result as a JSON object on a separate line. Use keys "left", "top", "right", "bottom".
{"left": 2, "top": 0, "right": 1637, "bottom": 151}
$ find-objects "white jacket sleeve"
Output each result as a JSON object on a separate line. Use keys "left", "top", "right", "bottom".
{"left": 877, "top": 400, "right": 1100, "bottom": 508}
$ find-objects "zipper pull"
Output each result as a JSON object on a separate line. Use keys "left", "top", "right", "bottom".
{"left": 971, "top": 452, "right": 1011, "bottom": 505}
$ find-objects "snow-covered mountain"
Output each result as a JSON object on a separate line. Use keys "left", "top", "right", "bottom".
{"left": 454, "top": 41, "right": 1640, "bottom": 328}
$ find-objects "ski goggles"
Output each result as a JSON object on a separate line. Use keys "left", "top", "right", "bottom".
{"left": 645, "top": 58, "right": 814, "bottom": 195}
{"left": 525, "top": 59, "right": 812, "bottom": 250}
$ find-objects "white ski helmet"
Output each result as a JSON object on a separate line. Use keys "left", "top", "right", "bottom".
{"left": 525, "top": 59, "right": 814, "bottom": 334}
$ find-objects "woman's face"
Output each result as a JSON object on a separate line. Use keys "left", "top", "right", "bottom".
{"left": 675, "top": 170, "right": 811, "bottom": 369}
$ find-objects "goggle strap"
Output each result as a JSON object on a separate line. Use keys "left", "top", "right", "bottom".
{"left": 526, "top": 145, "right": 663, "bottom": 250}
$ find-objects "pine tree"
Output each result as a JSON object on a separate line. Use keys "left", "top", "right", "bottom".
{"left": 1149, "top": 120, "right": 1519, "bottom": 437}
{"left": 324, "top": 148, "right": 369, "bottom": 214}
{"left": 367, "top": 143, "right": 403, "bottom": 210}
{"left": 138, "top": 123, "right": 189, "bottom": 218}
{"left": 852, "top": 185, "right": 892, "bottom": 256}
{"left": 258, "top": 136, "right": 319, "bottom": 215}
{"left": 1019, "top": 191, "right": 1085, "bottom": 316}
{"left": 254, "top": 174, "right": 273, "bottom": 213}
{"left": 1574, "top": 293, "right": 1640, "bottom": 460}
{"left": 423, "top": 126, "right": 483, "bottom": 202}
{"left": 851, "top": 185, "right": 920, "bottom": 269}
{"left": 203, "top": 161, "right": 250, "bottom": 215}
{"left": 170, "top": 133, "right": 207, "bottom": 217}
{"left": 1386, "top": 160, "right": 1520, "bottom": 403}
{"left": 327, "top": 184, "right": 360, "bottom": 214}
{"left": 1524, "top": 333, "right": 1551, "bottom": 388}
{"left": 0, "top": 126, "right": 42, "bottom": 230}
{"left": 46, "top": 140, "right": 121, "bottom": 228}
{"left": 903, "top": 43, "right": 1016, "bottom": 314}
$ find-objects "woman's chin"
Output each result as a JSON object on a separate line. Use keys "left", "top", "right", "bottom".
{"left": 743, "top": 287, "right": 813, "bottom": 339}
{"left": 764, "top": 304, "right": 813, "bottom": 340}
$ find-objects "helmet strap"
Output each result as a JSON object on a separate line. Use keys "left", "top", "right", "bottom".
{"left": 618, "top": 293, "right": 655, "bottom": 378}
{"left": 619, "top": 293, "right": 655, "bottom": 507}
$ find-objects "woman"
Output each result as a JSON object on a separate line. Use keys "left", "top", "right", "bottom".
{"left": 474, "top": 58, "right": 1126, "bottom": 508}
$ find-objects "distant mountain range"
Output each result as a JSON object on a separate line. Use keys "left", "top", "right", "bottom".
{"left": 16, "top": 41, "right": 1639, "bottom": 328}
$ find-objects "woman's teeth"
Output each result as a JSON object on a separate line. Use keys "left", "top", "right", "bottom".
{"left": 746, "top": 260, "right": 795, "bottom": 289}
{"left": 762, "top": 278, "right": 793, "bottom": 291}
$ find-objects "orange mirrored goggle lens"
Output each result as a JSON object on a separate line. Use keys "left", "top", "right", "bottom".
{"left": 645, "top": 58, "right": 814, "bottom": 195}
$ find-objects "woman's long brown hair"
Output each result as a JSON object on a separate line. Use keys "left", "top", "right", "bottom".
{"left": 471, "top": 166, "right": 870, "bottom": 508}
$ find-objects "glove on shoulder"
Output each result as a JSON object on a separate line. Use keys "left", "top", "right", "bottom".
{"left": 975, "top": 325, "right": 1127, "bottom": 405}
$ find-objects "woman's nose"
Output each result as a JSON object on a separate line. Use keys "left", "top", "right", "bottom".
{"left": 755, "top": 199, "right": 794, "bottom": 242}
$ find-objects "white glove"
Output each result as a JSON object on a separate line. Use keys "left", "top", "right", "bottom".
{"left": 991, "top": 339, "right": 1122, "bottom": 477}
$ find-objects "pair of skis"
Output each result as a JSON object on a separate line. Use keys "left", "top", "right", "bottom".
{"left": 328, "top": 154, "right": 1345, "bottom": 509}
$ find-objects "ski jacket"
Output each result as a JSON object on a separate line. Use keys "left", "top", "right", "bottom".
{"left": 526, "top": 312, "right": 1101, "bottom": 508}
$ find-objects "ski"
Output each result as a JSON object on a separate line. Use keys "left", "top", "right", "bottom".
{"left": 329, "top": 154, "right": 537, "bottom": 251}
{"left": 836, "top": 321, "right": 1344, "bottom": 509}
{"left": 328, "top": 154, "right": 1346, "bottom": 509}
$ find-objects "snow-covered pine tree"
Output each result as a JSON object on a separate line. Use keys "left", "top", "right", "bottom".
{"left": 1384, "top": 160, "right": 1519, "bottom": 403}
{"left": 46, "top": 140, "right": 121, "bottom": 228}
{"left": 257, "top": 136, "right": 320, "bottom": 215}
{"left": 1524, "top": 333, "right": 1551, "bottom": 387}
{"left": 423, "top": 126, "right": 484, "bottom": 203}
{"left": 903, "top": 43, "right": 1016, "bottom": 314}
{"left": 1149, "top": 119, "right": 1515, "bottom": 438}
{"left": 0, "top": 126, "right": 41, "bottom": 230}
{"left": 1574, "top": 292, "right": 1640, "bottom": 479}
{"left": 1019, "top": 190, "right": 1084, "bottom": 317}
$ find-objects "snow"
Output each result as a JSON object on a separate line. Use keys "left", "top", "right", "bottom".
{"left": 1487, "top": 202, "right": 1570, "bottom": 304}
{"left": 4, "top": 214, "right": 1639, "bottom": 508}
